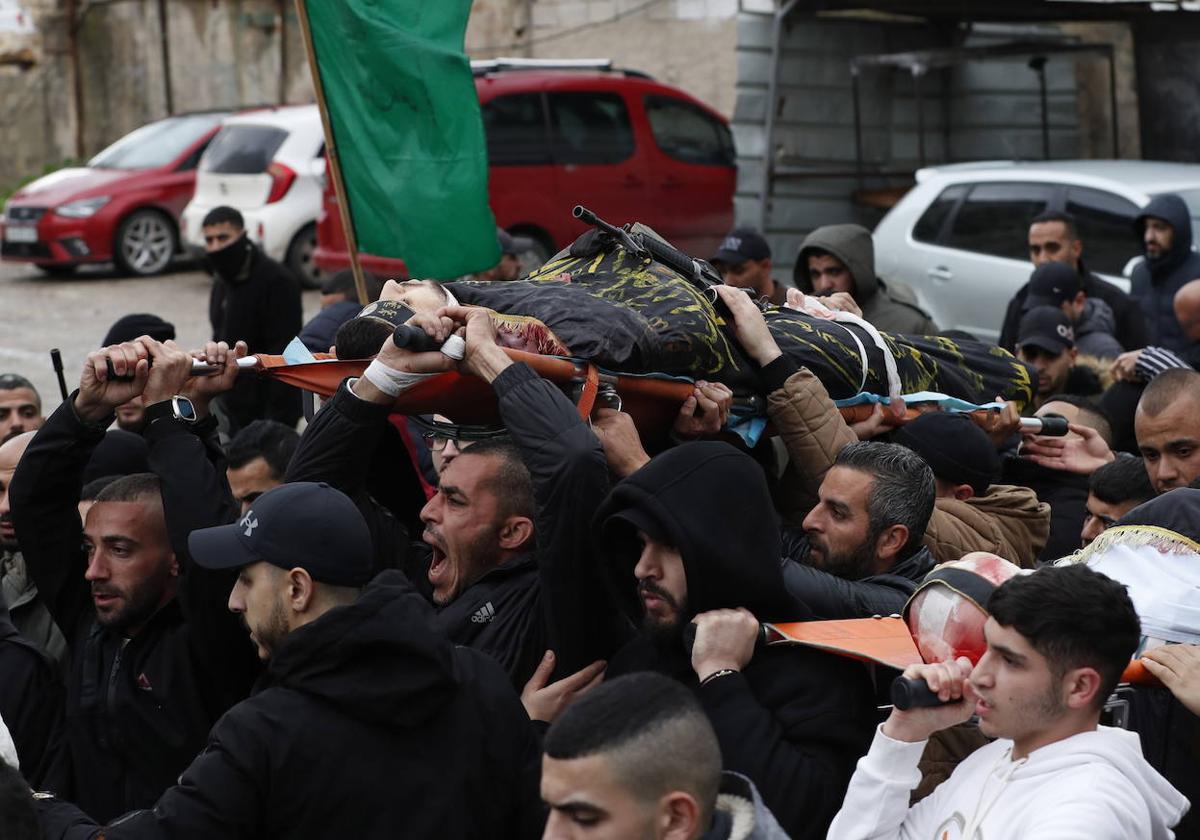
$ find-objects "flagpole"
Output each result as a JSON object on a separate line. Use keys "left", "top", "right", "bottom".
{"left": 294, "top": 0, "right": 371, "bottom": 306}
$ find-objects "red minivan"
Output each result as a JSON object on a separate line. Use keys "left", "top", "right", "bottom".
{"left": 314, "top": 61, "right": 736, "bottom": 277}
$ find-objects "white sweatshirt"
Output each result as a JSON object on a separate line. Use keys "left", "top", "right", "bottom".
{"left": 826, "top": 724, "right": 1189, "bottom": 840}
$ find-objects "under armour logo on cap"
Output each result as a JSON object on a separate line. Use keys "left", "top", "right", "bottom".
{"left": 240, "top": 514, "right": 259, "bottom": 537}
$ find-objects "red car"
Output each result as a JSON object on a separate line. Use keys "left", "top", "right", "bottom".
{"left": 315, "top": 61, "right": 736, "bottom": 277}
{"left": 1, "top": 111, "right": 229, "bottom": 276}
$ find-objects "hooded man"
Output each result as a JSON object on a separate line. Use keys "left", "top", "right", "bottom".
{"left": 596, "top": 441, "right": 876, "bottom": 840}
{"left": 201, "top": 205, "right": 302, "bottom": 433}
{"left": 795, "top": 224, "right": 937, "bottom": 335}
{"left": 1130, "top": 193, "right": 1200, "bottom": 354}
{"left": 33, "top": 482, "right": 545, "bottom": 839}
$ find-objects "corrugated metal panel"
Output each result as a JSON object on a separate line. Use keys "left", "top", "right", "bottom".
{"left": 733, "top": 11, "right": 1083, "bottom": 280}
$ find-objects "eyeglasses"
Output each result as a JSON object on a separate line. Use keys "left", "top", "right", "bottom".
{"left": 422, "top": 433, "right": 463, "bottom": 452}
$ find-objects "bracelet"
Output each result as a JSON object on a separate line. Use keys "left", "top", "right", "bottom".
{"left": 362, "top": 359, "right": 432, "bottom": 397}
{"left": 700, "top": 668, "right": 740, "bottom": 686}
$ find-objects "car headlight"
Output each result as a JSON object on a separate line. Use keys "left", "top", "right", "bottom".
{"left": 54, "top": 196, "right": 111, "bottom": 218}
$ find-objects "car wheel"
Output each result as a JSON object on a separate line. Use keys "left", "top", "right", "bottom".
{"left": 285, "top": 223, "right": 321, "bottom": 290}
{"left": 36, "top": 264, "right": 77, "bottom": 277}
{"left": 114, "top": 209, "right": 177, "bottom": 276}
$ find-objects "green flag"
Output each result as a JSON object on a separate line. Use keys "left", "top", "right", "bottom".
{"left": 303, "top": 0, "right": 499, "bottom": 278}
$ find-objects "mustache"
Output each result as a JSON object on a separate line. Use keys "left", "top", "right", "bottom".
{"left": 90, "top": 584, "right": 122, "bottom": 599}
{"left": 423, "top": 526, "right": 445, "bottom": 550}
{"left": 637, "top": 579, "right": 678, "bottom": 609}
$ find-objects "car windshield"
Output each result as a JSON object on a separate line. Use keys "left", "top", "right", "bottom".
{"left": 89, "top": 113, "right": 226, "bottom": 170}
{"left": 1150, "top": 188, "right": 1200, "bottom": 233}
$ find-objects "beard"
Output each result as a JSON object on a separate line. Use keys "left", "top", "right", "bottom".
{"left": 638, "top": 579, "right": 689, "bottom": 650}
{"left": 806, "top": 533, "right": 879, "bottom": 581}
{"left": 92, "top": 564, "right": 173, "bottom": 630}
{"left": 246, "top": 594, "right": 291, "bottom": 659}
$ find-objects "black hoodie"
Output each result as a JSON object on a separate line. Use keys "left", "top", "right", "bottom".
{"left": 595, "top": 442, "right": 876, "bottom": 840}
{"left": 38, "top": 571, "right": 544, "bottom": 840}
{"left": 1131, "top": 193, "right": 1200, "bottom": 353}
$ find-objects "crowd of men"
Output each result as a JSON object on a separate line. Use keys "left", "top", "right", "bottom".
{"left": 0, "top": 196, "right": 1199, "bottom": 839}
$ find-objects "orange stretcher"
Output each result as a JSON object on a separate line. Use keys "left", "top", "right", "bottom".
{"left": 763, "top": 616, "right": 1158, "bottom": 686}
{"left": 251, "top": 351, "right": 1035, "bottom": 440}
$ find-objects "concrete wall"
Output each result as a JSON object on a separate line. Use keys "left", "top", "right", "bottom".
{"left": 465, "top": 0, "right": 740, "bottom": 118}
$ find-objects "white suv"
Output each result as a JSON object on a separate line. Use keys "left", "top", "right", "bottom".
{"left": 181, "top": 105, "right": 325, "bottom": 287}
{"left": 873, "top": 161, "right": 1200, "bottom": 343}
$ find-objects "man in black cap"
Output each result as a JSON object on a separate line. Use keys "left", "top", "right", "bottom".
{"left": 1024, "top": 262, "right": 1123, "bottom": 360}
{"left": 998, "top": 210, "right": 1146, "bottom": 354}
{"left": 893, "top": 412, "right": 1049, "bottom": 568}
{"left": 1015, "top": 306, "right": 1102, "bottom": 411}
{"left": 711, "top": 226, "right": 787, "bottom": 306}
{"left": 34, "top": 481, "right": 544, "bottom": 839}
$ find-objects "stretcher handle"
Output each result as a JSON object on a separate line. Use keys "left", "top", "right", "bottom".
{"left": 892, "top": 659, "right": 1159, "bottom": 711}
{"left": 104, "top": 355, "right": 258, "bottom": 381}
{"left": 838, "top": 404, "right": 1068, "bottom": 437}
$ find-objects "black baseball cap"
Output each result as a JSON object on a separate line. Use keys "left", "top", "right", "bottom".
{"left": 1017, "top": 306, "right": 1075, "bottom": 355}
{"left": 497, "top": 228, "right": 535, "bottom": 256}
{"left": 1025, "top": 262, "right": 1083, "bottom": 309}
{"left": 711, "top": 228, "right": 771, "bottom": 265}
{"left": 188, "top": 482, "right": 374, "bottom": 587}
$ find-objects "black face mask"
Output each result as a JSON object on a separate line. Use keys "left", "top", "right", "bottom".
{"left": 204, "top": 235, "right": 253, "bottom": 282}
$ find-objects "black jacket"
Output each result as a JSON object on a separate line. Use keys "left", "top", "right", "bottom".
{"left": 35, "top": 572, "right": 545, "bottom": 840}
{"left": 0, "top": 593, "right": 62, "bottom": 787}
{"left": 1001, "top": 457, "right": 1089, "bottom": 565}
{"left": 1130, "top": 194, "right": 1200, "bottom": 354}
{"left": 208, "top": 239, "right": 303, "bottom": 432}
{"left": 596, "top": 442, "right": 877, "bottom": 840}
{"left": 284, "top": 363, "right": 612, "bottom": 684}
{"left": 998, "top": 262, "right": 1148, "bottom": 354}
{"left": 298, "top": 299, "right": 361, "bottom": 354}
{"left": 8, "top": 401, "right": 257, "bottom": 821}
{"left": 779, "top": 532, "right": 935, "bottom": 619}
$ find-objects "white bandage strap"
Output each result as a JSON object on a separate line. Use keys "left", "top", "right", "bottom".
{"left": 362, "top": 359, "right": 434, "bottom": 397}
{"left": 440, "top": 334, "right": 466, "bottom": 361}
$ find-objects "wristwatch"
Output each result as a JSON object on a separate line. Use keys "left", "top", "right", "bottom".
{"left": 143, "top": 395, "right": 198, "bottom": 426}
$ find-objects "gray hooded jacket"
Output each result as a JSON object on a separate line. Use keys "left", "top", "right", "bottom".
{"left": 795, "top": 224, "right": 938, "bottom": 335}
{"left": 1072, "top": 297, "right": 1124, "bottom": 360}
{"left": 701, "top": 773, "right": 792, "bottom": 840}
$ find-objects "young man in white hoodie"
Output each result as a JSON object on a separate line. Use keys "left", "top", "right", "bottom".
{"left": 827, "top": 564, "right": 1189, "bottom": 840}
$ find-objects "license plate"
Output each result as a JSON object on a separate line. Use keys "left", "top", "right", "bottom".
{"left": 4, "top": 225, "right": 37, "bottom": 243}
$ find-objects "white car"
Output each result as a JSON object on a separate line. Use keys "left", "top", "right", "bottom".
{"left": 873, "top": 160, "right": 1200, "bottom": 344}
{"left": 181, "top": 105, "right": 325, "bottom": 287}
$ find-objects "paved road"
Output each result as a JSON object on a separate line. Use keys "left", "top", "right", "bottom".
{"left": 0, "top": 259, "right": 322, "bottom": 414}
